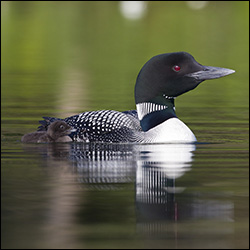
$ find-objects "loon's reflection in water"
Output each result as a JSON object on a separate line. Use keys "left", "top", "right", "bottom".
{"left": 22, "top": 142, "right": 234, "bottom": 234}
{"left": 70, "top": 143, "right": 137, "bottom": 187}
{"left": 135, "top": 144, "right": 194, "bottom": 223}
{"left": 134, "top": 144, "right": 233, "bottom": 237}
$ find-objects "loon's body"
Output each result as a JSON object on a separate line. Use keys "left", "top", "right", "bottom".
{"left": 38, "top": 52, "right": 235, "bottom": 143}
{"left": 22, "top": 121, "right": 74, "bottom": 143}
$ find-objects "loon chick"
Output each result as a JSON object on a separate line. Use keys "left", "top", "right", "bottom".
{"left": 22, "top": 121, "right": 75, "bottom": 143}
{"left": 38, "top": 52, "right": 235, "bottom": 143}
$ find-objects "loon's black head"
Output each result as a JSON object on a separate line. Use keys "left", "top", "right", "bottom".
{"left": 135, "top": 52, "right": 235, "bottom": 132}
{"left": 135, "top": 52, "right": 235, "bottom": 104}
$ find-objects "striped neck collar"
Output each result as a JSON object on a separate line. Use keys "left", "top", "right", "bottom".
{"left": 136, "top": 96, "right": 177, "bottom": 131}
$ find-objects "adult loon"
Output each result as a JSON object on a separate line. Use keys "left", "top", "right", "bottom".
{"left": 38, "top": 52, "right": 235, "bottom": 143}
{"left": 22, "top": 121, "right": 74, "bottom": 143}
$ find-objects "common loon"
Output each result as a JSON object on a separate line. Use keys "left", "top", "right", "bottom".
{"left": 22, "top": 121, "right": 75, "bottom": 143}
{"left": 38, "top": 52, "right": 235, "bottom": 143}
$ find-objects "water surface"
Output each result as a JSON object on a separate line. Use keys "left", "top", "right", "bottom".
{"left": 2, "top": 119, "right": 249, "bottom": 249}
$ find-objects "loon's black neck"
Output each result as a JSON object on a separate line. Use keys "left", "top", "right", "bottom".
{"left": 136, "top": 95, "right": 177, "bottom": 132}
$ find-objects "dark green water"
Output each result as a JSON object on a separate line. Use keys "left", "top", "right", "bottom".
{"left": 1, "top": 2, "right": 249, "bottom": 249}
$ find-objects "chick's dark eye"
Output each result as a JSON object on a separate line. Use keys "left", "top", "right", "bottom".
{"left": 59, "top": 125, "right": 64, "bottom": 129}
{"left": 173, "top": 65, "right": 181, "bottom": 72}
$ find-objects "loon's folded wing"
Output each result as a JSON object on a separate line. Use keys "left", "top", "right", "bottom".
{"left": 37, "top": 110, "right": 142, "bottom": 142}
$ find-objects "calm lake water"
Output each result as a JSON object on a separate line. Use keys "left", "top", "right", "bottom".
{"left": 1, "top": 2, "right": 249, "bottom": 249}
{"left": 2, "top": 116, "right": 249, "bottom": 249}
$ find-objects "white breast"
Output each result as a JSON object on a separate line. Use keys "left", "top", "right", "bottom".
{"left": 143, "top": 117, "right": 197, "bottom": 143}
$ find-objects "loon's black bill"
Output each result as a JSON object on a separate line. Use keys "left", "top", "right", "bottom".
{"left": 187, "top": 66, "right": 235, "bottom": 81}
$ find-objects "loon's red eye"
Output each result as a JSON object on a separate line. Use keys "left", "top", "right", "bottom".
{"left": 173, "top": 65, "right": 181, "bottom": 72}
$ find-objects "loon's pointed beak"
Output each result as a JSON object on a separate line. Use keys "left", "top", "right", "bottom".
{"left": 187, "top": 66, "right": 235, "bottom": 81}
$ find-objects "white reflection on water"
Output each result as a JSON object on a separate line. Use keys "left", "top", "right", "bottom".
{"left": 135, "top": 144, "right": 195, "bottom": 206}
